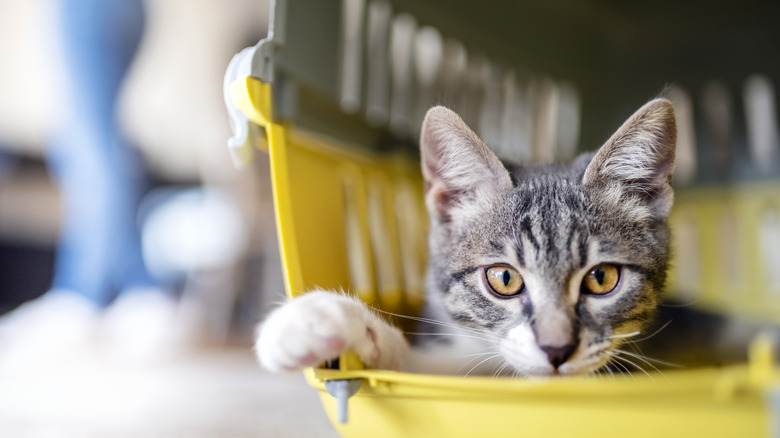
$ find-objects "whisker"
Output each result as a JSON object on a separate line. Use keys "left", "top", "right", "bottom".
{"left": 458, "top": 350, "right": 504, "bottom": 359}
{"left": 376, "top": 310, "right": 494, "bottom": 337}
{"left": 595, "top": 364, "right": 611, "bottom": 379}
{"left": 403, "top": 331, "right": 499, "bottom": 344}
{"left": 605, "top": 353, "right": 636, "bottom": 378}
{"left": 611, "top": 354, "right": 652, "bottom": 379}
{"left": 597, "top": 366, "right": 614, "bottom": 380}
{"left": 608, "top": 362, "right": 621, "bottom": 378}
{"left": 502, "top": 363, "right": 517, "bottom": 378}
{"left": 623, "top": 320, "right": 673, "bottom": 344}
{"left": 464, "top": 353, "right": 504, "bottom": 377}
{"left": 376, "top": 310, "right": 472, "bottom": 329}
{"left": 493, "top": 361, "right": 512, "bottom": 378}
{"left": 660, "top": 299, "right": 702, "bottom": 308}
{"left": 614, "top": 349, "right": 681, "bottom": 371}
{"left": 455, "top": 350, "right": 501, "bottom": 375}
{"left": 626, "top": 341, "right": 643, "bottom": 356}
{"left": 498, "top": 360, "right": 517, "bottom": 379}
{"left": 608, "top": 330, "right": 640, "bottom": 340}
{"left": 608, "top": 358, "right": 631, "bottom": 377}
{"left": 491, "top": 362, "right": 504, "bottom": 378}
{"left": 616, "top": 351, "right": 664, "bottom": 376}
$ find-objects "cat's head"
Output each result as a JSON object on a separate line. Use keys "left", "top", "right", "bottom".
{"left": 420, "top": 99, "right": 676, "bottom": 376}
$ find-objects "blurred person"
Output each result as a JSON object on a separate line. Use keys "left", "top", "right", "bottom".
{"left": 0, "top": 0, "right": 176, "bottom": 365}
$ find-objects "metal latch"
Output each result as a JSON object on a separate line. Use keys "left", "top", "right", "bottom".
{"left": 324, "top": 379, "right": 363, "bottom": 424}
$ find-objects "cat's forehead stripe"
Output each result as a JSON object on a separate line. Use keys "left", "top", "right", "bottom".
{"left": 510, "top": 197, "right": 592, "bottom": 274}
{"left": 542, "top": 212, "right": 559, "bottom": 266}
{"left": 563, "top": 222, "right": 590, "bottom": 269}
{"left": 512, "top": 238, "right": 525, "bottom": 267}
{"left": 518, "top": 216, "right": 540, "bottom": 254}
{"left": 487, "top": 240, "right": 504, "bottom": 255}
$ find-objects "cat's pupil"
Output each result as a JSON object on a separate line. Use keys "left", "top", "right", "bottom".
{"left": 594, "top": 268, "right": 605, "bottom": 285}
{"left": 502, "top": 270, "right": 510, "bottom": 286}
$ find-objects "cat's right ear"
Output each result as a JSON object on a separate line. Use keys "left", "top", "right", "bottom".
{"left": 582, "top": 98, "right": 677, "bottom": 220}
{"left": 420, "top": 106, "right": 512, "bottom": 222}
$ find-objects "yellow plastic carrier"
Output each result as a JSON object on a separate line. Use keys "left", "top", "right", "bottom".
{"left": 224, "top": 1, "right": 780, "bottom": 436}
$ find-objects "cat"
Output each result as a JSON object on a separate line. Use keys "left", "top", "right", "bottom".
{"left": 255, "top": 98, "right": 677, "bottom": 377}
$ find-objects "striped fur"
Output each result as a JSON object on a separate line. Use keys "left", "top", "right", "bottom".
{"left": 421, "top": 99, "right": 676, "bottom": 376}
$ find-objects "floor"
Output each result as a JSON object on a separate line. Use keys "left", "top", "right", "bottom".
{"left": 0, "top": 346, "right": 341, "bottom": 438}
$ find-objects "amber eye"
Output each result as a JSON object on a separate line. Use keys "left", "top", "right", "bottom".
{"left": 485, "top": 266, "right": 524, "bottom": 296}
{"left": 582, "top": 264, "right": 621, "bottom": 295}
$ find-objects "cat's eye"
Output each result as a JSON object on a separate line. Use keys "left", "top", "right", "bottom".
{"left": 485, "top": 266, "right": 525, "bottom": 297}
{"left": 582, "top": 263, "right": 621, "bottom": 295}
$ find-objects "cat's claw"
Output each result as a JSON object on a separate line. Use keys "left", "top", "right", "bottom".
{"left": 255, "top": 290, "right": 407, "bottom": 373}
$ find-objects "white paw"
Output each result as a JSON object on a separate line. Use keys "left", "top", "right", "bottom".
{"left": 255, "top": 291, "right": 389, "bottom": 373}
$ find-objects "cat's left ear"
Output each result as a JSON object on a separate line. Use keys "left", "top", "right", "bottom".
{"left": 420, "top": 106, "right": 513, "bottom": 222}
{"left": 583, "top": 98, "right": 677, "bottom": 220}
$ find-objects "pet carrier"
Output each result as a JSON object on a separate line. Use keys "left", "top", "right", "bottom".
{"left": 224, "top": 1, "right": 780, "bottom": 436}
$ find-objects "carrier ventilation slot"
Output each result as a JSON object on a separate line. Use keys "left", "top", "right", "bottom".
{"left": 342, "top": 167, "right": 376, "bottom": 303}
{"left": 366, "top": 174, "right": 404, "bottom": 310}
{"left": 761, "top": 207, "right": 780, "bottom": 294}
{"left": 337, "top": 0, "right": 581, "bottom": 164}
{"left": 718, "top": 211, "right": 744, "bottom": 293}
{"left": 394, "top": 180, "right": 426, "bottom": 311}
{"left": 341, "top": 166, "right": 426, "bottom": 315}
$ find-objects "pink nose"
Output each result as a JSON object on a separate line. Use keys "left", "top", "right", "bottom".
{"left": 540, "top": 344, "right": 576, "bottom": 369}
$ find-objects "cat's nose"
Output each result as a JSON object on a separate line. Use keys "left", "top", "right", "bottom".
{"left": 540, "top": 344, "right": 576, "bottom": 369}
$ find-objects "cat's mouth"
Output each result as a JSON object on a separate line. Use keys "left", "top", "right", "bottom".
{"left": 514, "top": 354, "right": 611, "bottom": 377}
{"left": 500, "top": 334, "right": 614, "bottom": 377}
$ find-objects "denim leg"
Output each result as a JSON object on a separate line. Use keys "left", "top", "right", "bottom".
{"left": 48, "top": 0, "right": 156, "bottom": 307}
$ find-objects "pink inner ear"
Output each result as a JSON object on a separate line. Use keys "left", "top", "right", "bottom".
{"left": 419, "top": 106, "right": 513, "bottom": 222}
{"left": 425, "top": 182, "right": 455, "bottom": 223}
{"left": 582, "top": 99, "right": 677, "bottom": 220}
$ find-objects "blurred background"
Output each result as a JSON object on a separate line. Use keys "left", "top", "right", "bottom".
{"left": 1, "top": 0, "right": 780, "bottom": 436}
{"left": 0, "top": 0, "right": 340, "bottom": 436}
{"left": 0, "top": 0, "right": 279, "bottom": 337}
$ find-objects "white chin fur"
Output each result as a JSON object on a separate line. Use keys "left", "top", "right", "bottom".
{"left": 499, "top": 325, "right": 611, "bottom": 377}
{"left": 500, "top": 325, "right": 555, "bottom": 376}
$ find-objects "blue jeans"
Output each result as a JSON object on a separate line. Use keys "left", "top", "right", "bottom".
{"left": 48, "top": 0, "right": 157, "bottom": 306}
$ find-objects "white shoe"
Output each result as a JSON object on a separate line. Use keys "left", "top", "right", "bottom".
{"left": 0, "top": 291, "right": 99, "bottom": 372}
{"left": 101, "top": 288, "right": 182, "bottom": 364}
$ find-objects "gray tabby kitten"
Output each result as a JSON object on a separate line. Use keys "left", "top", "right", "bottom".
{"left": 256, "top": 98, "right": 676, "bottom": 377}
